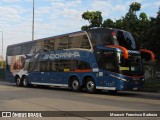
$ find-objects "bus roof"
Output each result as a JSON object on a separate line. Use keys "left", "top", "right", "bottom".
{"left": 7, "top": 28, "right": 128, "bottom": 48}
{"left": 7, "top": 30, "right": 84, "bottom": 48}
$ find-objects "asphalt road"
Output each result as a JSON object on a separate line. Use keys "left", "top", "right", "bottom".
{"left": 0, "top": 81, "right": 160, "bottom": 120}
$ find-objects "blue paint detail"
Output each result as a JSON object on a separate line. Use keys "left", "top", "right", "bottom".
{"left": 26, "top": 69, "right": 144, "bottom": 91}
{"left": 97, "top": 45, "right": 140, "bottom": 54}
{"left": 6, "top": 49, "right": 144, "bottom": 91}
{"left": 101, "top": 71, "right": 144, "bottom": 90}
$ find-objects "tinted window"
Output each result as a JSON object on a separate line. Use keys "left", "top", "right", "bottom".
{"left": 43, "top": 39, "right": 55, "bottom": 51}
{"left": 28, "top": 62, "right": 33, "bottom": 71}
{"left": 7, "top": 47, "right": 14, "bottom": 56}
{"left": 13, "top": 46, "right": 21, "bottom": 55}
{"left": 43, "top": 33, "right": 91, "bottom": 51}
{"left": 40, "top": 60, "right": 91, "bottom": 72}
{"left": 22, "top": 44, "right": 32, "bottom": 54}
{"left": 69, "top": 33, "right": 91, "bottom": 49}
{"left": 29, "top": 43, "right": 37, "bottom": 54}
{"left": 40, "top": 61, "right": 51, "bottom": 72}
{"left": 119, "top": 54, "right": 143, "bottom": 76}
{"left": 116, "top": 31, "right": 136, "bottom": 50}
{"left": 43, "top": 37, "right": 69, "bottom": 51}
{"left": 88, "top": 29, "right": 115, "bottom": 47}
{"left": 97, "top": 50, "right": 118, "bottom": 72}
{"left": 54, "top": 37, "right": 69, "bottom": 50}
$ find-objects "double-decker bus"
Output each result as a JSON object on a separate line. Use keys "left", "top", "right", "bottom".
{"left": 6, "top": 28, "right": 155, "bottom": 93}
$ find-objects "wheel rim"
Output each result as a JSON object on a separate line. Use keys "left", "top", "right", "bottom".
{"left": 23, "top": 78, "right": 27, "bottom": 86}
{"left": 17, "top": 78, "right": 21, "bottom": 85}
{"left": 72, "top": 80, "right": 79, "bottom": 90}
{"left": 87, "top": 81, "right": 95, "bottom": 91}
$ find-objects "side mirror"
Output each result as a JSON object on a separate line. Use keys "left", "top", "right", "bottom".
{"left": 139, "top": 49, "right": 155, "bottom": 62}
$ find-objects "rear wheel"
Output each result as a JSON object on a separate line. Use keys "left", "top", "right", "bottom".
{"left": 85, "top": 78, "right": 96, "bottom": 93}
{"left": 71, "top": 78, "right": 81, "bottom": 92}
{"left": 16, "top": 76, "right": 22, "bottom": 87}
{"left": 22, "top": 76, "right": 29, "bottom": 87}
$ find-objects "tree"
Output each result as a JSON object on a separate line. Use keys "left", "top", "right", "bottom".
{"left": 139, "top": 12, "right": 148, "bottom": 21}
{"left": 102, "top": 19, "right": 115, "bottom": 28}
{"left": 115, "top": 19, "right": 124, "bottom": 29}
{"left": 142, "top": 7, "right": 160, "bottom": 59}
{"left": 81, "top": 11, "right": 103, "bottom": 30}
{"left": 129, "top": 2, "right": 141, "bottom": 15}
{"left": 138, "top": 12, "right": 149, "bottom": 46}
{"left": 119, "top": 2, "right": 143, "bottom": 45}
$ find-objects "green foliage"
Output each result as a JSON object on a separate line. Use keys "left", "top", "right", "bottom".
{"left": 139, "top": 12, "right": 148, "bottom": 21}
{"left": 114, "top": 19, "right": 124, "bottom": 29}
{"left": 129, "top": 2, "right": 141, "bottom": 14}
{"left": 102, "top": 19, "right": 115, "bottom": 28}
{"left": 81, "top": 11, "right": 103, "bottom": 30}
{"left": 144, "top": 7, "right": 160, "bottom": 59}
{"left": 81, "top": 3, "right": 160, "bottom": 59}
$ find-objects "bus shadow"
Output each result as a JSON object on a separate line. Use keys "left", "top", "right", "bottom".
{"left": 95, "top": 90, "right": 160, "bottom": 101}
{"left": 32, "top": 85, "right": 160, "bottom": 101}
{"left": 2, "top": 81, "right": 160, "bottom": 101}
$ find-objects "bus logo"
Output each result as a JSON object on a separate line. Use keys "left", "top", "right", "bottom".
{"left": 43, "top": 52, "right": 80, "bottom": 60}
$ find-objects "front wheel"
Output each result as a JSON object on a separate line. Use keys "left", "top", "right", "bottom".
{"left": 85, "top": 78, "right": 96, "bottom": 93}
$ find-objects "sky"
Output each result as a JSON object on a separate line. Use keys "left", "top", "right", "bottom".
{"left": 0, "top": 0, "right": 160, "bottom": 59}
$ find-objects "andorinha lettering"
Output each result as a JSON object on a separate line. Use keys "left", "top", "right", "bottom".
{"left": 43, "top": 52, "right": 80, "bottom": 60}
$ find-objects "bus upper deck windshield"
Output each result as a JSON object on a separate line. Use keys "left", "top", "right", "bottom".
{"left": 87, "top": 28, "right": 138, "bottom": 50}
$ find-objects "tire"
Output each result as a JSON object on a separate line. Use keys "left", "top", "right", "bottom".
{"left": 22, "top": 76, "right": 29, "bottom": 87}
{"left": 85, "top": 78, "right": 96, "bottom": 93}
{"left": 71, "top": 78, "right": 81, "bottom": 92}
{"left": 16, "top": 76, "right": 22, "bottom": 87}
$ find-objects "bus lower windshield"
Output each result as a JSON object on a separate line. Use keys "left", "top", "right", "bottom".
{"left": 118, "top": 53, "right": 143, "bottom": 76}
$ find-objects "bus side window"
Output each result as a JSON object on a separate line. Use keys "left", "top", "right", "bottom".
{"left": 21, "top": 44, "right": 32, "bottom": 54}
{"left": 7, "top": 47, "right": 14, "bottom": 56}
{"left": 28, "top": 62, "right": 33, "bottom": 72}
{"left": 69, "top": 34, "right": 91, "bottom": 49}
{"left": 57, "top": 60, "right": 65, "bottom": 72}
{"left": 40, "top": 61, "right": 45, "bottom": 71}
{"left": 29, "top": 43, "right": 37, "bottom": 54}
{"left": 43, "top": 39, "right": 55, "bottom": 52}
{"left": 34, "top": 63, "right": 40, "bottom": 72}
{"left": 51, "top": 60, "right": 66, "bottom": 72}
{"left": 13, "top": 46, "right": 21, "bottom": 55}
{"left": 77, "top": 61, "right": 90, "bottom": 70}
{"left": 40, "top": 61, "right": 49, "bottom": 72}
{"left": 54, "top": 37, "right": 69, "bottom": 50}
{"left": 81, "top": 35, "right": 91, "bottom": 49}
{"left": 51, "top": 61, "right": 56, "bottom": 72}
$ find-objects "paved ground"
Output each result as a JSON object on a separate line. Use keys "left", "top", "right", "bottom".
{"left": 0, "top": 81, "right": 160, "bottom": 120}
